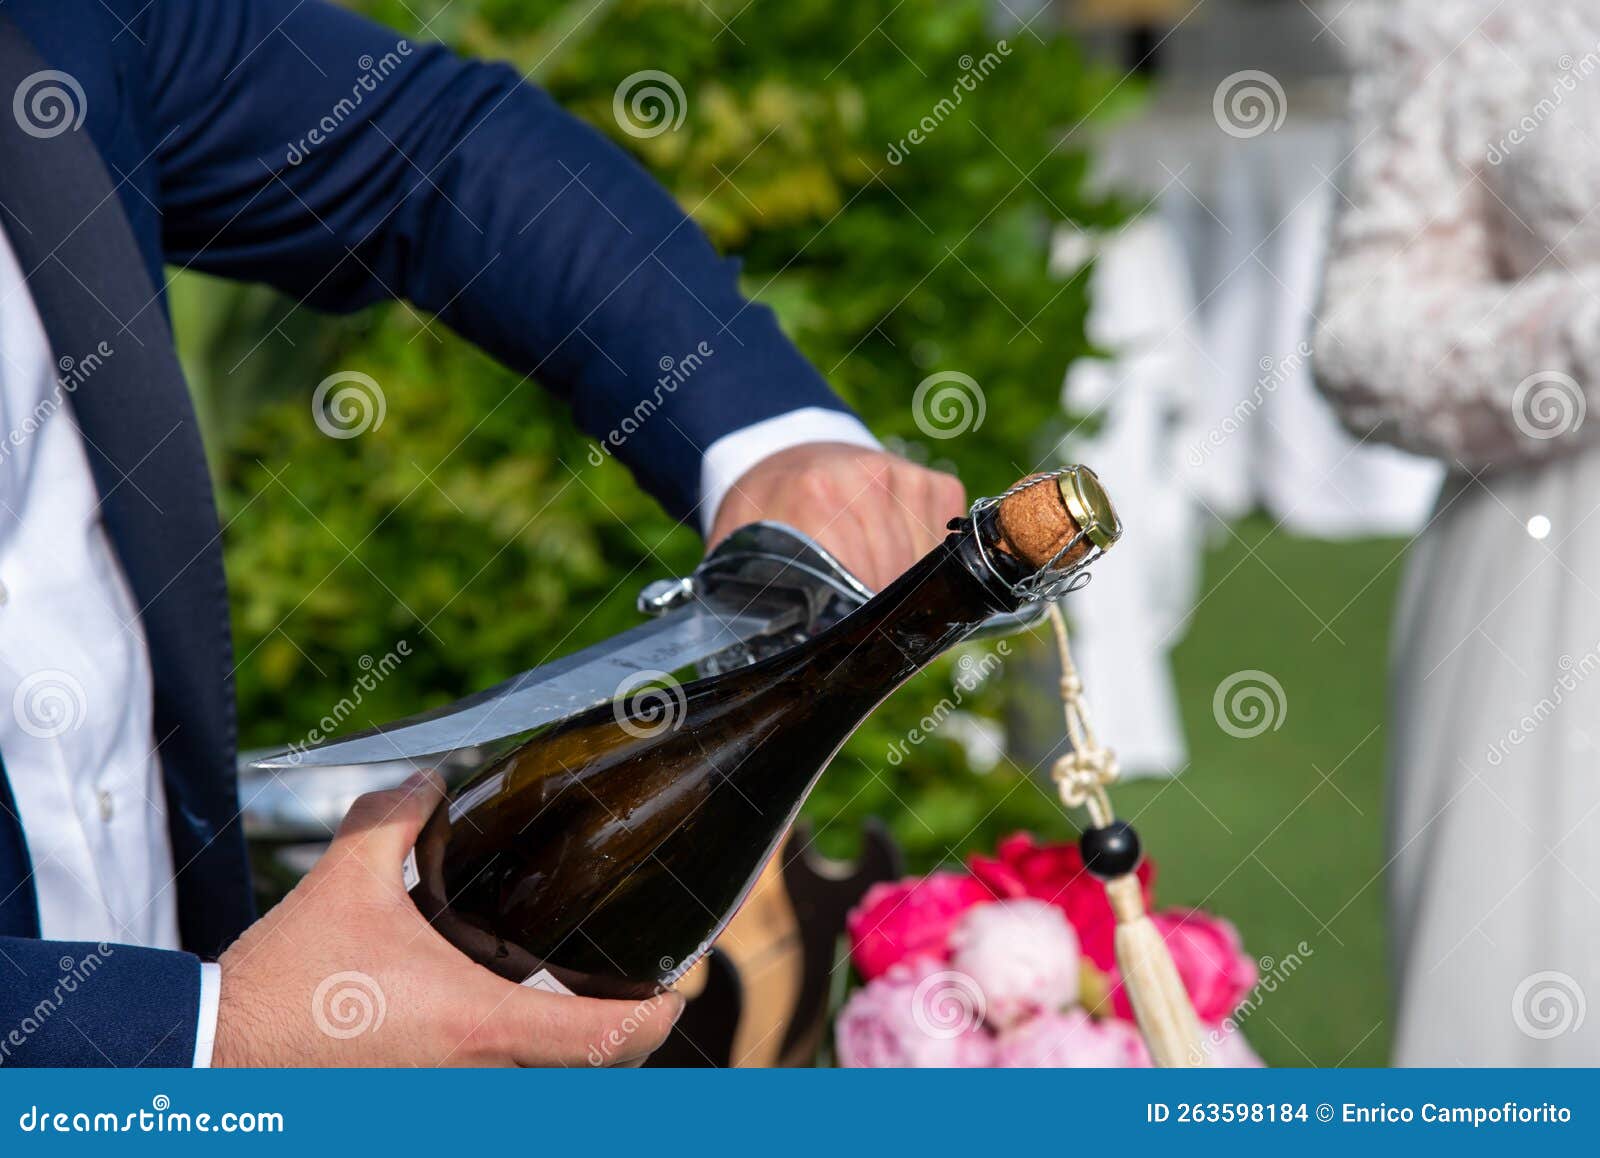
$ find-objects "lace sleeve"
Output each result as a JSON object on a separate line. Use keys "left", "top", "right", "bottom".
{"left": 1312, "top": 4, "right": 1600, "bottom": 467}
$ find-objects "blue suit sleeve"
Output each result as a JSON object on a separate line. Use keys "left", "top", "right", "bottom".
{"left": 0, "top": 938, "right": 201, "bottom": 1067}
{"left": 125, "top": 0, "right": 860, "bottom": 520}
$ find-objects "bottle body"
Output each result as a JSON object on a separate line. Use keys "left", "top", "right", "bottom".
{"left": 406, "top": 528, "right": 1020, "bottom": 998}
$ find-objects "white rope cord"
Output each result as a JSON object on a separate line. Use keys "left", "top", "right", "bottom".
{"left": 1045, "top": 602, "right": 1117, "bottom": 827}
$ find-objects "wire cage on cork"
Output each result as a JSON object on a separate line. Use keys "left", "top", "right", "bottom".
{"left": 982, "top": 467, "right": 1207, "bottom": 1068}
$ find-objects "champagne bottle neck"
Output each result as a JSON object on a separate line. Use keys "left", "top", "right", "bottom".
{"left": 799, "top": 515, "right": 1025, "bottom": 689}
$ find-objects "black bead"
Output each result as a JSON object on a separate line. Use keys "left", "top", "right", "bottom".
{"left": 1080, "top": 820, "right": 1142, "bottom": 880}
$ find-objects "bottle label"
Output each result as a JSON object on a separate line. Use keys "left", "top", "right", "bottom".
{"left": 401, "top": 847, "right": 419, "bottom": 892}
{"left": 521, "top": 968, "right": 574, "bottom": 996}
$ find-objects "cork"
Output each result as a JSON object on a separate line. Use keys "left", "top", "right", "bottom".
{"left": 994, "top": 473, "right": 1095, "bottom": 573}
{"left": 992, "top": 467, "right": 1132, "bottom": 575}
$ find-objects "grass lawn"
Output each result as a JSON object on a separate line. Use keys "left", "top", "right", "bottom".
{"left": 1113, "top": 515, "right": 1411, "bottom": 1068}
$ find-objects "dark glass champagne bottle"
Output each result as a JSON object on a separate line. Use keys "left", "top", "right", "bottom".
{"left": 405, "top": 469, "right": 1119, "bottom": 998}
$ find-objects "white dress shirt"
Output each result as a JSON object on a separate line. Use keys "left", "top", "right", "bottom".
{"left": 697, "top": 407, "right": 880, "bottom": 539}
{"left": 0, "top": 225, "right": 874, "bottom": 1067}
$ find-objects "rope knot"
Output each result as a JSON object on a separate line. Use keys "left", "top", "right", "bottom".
{"left": 1051, "top": 748, "right": 1118, "bottom": 808}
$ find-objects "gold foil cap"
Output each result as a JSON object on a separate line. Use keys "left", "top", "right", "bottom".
{"left": 1058, "top": 466, "right": 1121, "bottom": 552}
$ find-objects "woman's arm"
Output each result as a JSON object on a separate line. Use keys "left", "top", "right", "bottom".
{"left": 1313, "top": 5, "right": 1600, "bottom": 468}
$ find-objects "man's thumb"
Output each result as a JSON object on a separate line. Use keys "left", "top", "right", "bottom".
{"left": 332, "top": 769, "right": 445, "bottom": 868}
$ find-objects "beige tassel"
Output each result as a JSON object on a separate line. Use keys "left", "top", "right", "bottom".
{"left": 1106, "top": 876, "right": 1206, "bottom": 1067}
{"left": 1044, "top": 603, "right": 1206, "bottom": 1068}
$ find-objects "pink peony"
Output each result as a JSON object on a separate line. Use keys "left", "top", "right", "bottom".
{"left": 967, "top": 832, "right": 1154, "bottom": 971}
{"left": 835, "top": 957, "right": 996, "bottom": 1068}
{"left": 994, "top": 1009, "right": 1148, "bottom": 1068}
{"left": 1084, "top": 1021, "right": 1263, "bottom": 1068}
{"left": 949, "top": 899, "right": 1081, "bottom": 1028}
{"left": 1206, "top": 1025, "right": 1266, "bottom": 1068}
{"left": 846, "top": 872, "right": 993, "bottom": 981}
{"left": 1110, "top": 909, "right": 1257, "bottom": 1024}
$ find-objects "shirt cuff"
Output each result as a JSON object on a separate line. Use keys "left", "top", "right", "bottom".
{"left": 697, "top": 407, "right": 882, "bottom": 537}
{"left": 192, "top": 961, "right": 221, "bottom": 1068}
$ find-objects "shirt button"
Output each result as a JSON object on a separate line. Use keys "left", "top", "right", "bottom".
{"left": 97, "top": 790, "right": 114, "bottom": 822}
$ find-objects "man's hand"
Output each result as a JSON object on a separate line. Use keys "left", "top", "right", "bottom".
{"left": 213, "top": 772, "right": 682, "bottom": 1067}
{"left": 707, "top": 443, "right": 967, "bottom": 591}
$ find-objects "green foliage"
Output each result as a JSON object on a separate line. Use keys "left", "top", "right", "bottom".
{"left": 179, "top": 0, "right": 1128, "bottom": 869}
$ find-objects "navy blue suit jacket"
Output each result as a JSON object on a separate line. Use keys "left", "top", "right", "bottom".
{"left": 0, "top": 0, "right": 857, "bottom": 1066}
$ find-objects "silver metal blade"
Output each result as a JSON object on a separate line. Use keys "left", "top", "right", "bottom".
{"left": 248, "top": 601, "right": 796, "bottom": 769}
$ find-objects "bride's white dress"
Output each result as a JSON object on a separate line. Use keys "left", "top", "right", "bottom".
{"left": 1315, "top": 0, "right": 1600, "bottom": 1064}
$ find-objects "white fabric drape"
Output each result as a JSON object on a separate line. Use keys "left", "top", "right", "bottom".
{"left": 1055, "top": 98, "right": 1442, "bottom": 778}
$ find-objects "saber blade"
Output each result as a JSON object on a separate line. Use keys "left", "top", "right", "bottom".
{"left": 247, "top": 601, "right": 797, "bottom": 769}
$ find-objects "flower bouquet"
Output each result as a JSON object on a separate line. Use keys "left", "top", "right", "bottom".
{"left": 835, "top": 832, "right": 1263, "bottom": 1067}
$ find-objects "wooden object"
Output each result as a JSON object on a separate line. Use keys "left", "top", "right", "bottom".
{"left": 778, "top": 820, "right": 902, "bottom": 1065}
{"left": 645, "top": 822, "right": 901, "bottom": 1067}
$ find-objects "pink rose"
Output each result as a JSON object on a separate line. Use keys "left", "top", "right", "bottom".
{"left": 835, "top": 957, "right": 996, "bottom": 1068}
{"left": 967, "top": 832, "right": 1154, "bottom": 971}
{"left": 846, "top": 872, "right": 993, "bottom": 981}
{"left": 949, "top": 899, "right": 1080, "bottom": 1028}
{"left": 1111, "top": 909, "right": 1257, "bottom": 1024}
{"left": 994, "top": 1009, "right": 1148, "bottom": 1068}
